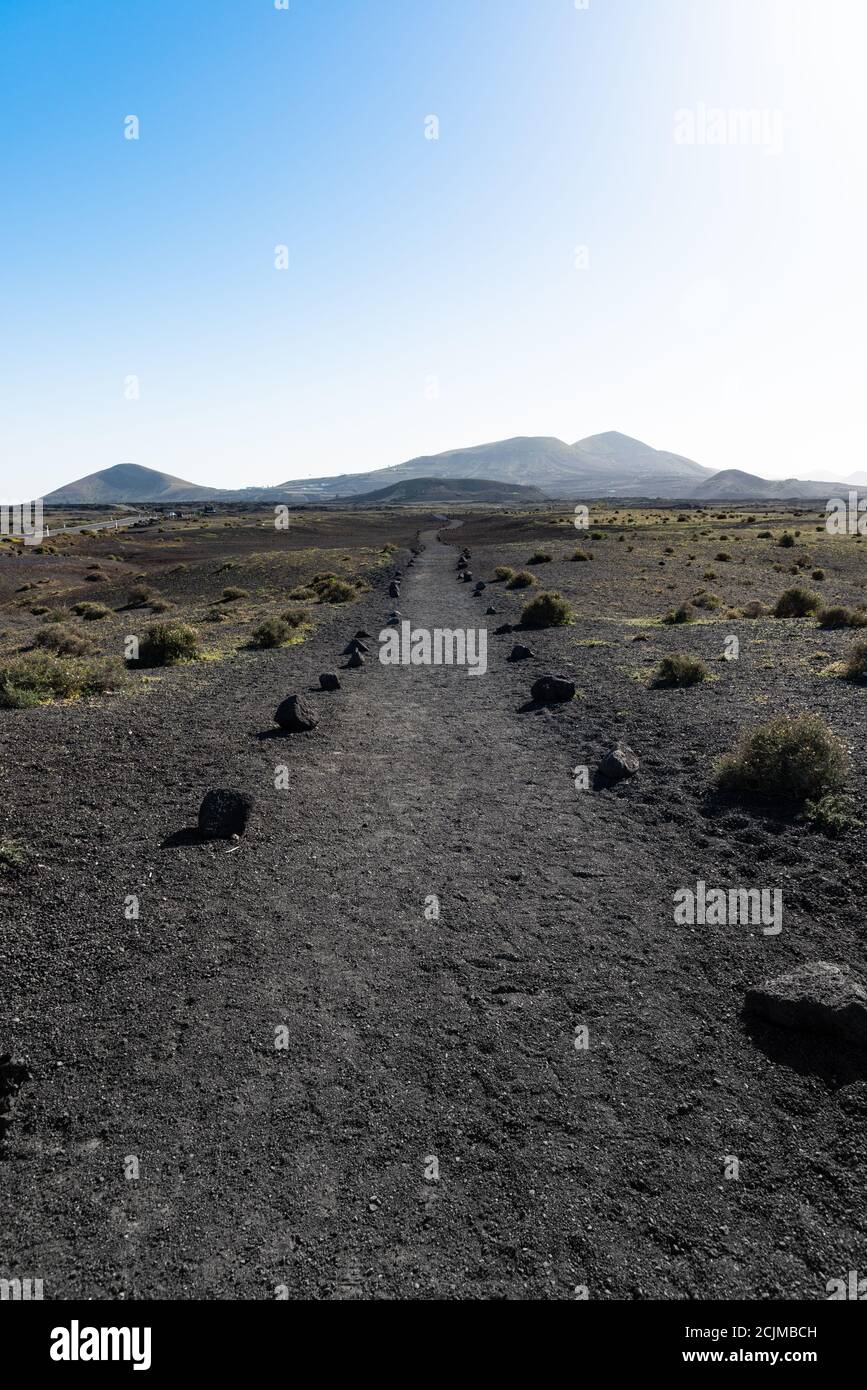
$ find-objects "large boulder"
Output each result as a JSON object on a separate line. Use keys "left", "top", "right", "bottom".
{"left": 198, "top": 789, "right": 254, "bottom": 838}
{"left": 745, "top": 963, "right": 867, "bottom": 1050}
{"left": 319, "top": 672, "right": 341, "bottom": 691}
{"left": 531, "top": 675, "right": 576, "bottom": 705}
{"left": 273, "top": 694, "right": 320, "bottom": 732}
{"left": 599, "top": 745, "right": 640, "bottom": 781}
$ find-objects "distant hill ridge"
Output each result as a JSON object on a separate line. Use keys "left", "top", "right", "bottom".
{"left": 44, "top": 433, "right": 853, "bottom": 503}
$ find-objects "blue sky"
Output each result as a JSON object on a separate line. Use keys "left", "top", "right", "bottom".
{"left": 1, "top": 0, "right": 865, "bottom": 496}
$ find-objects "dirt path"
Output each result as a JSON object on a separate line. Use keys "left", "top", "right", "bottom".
{"left": 2, "top": 527, "right": 863, "bottom": 1299}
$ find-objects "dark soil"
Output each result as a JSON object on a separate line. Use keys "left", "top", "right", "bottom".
{"left": 1, "top": 516, "right": 865, "bottom": 1300}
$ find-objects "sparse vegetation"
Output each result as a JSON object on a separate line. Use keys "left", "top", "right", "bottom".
{"left": 505, "top": 570, "right": 536, "bottom": 589}
{"left": 0, "top": 651, "right": 126, "bottom": 707}
{"left": 494, "top": 566, "right": 515, "bottom": 581}
{"left": 570, "top": 549, "right": 590, "bottom": 562}
{"left": 842, "top": 638, "right": 867, "bottom": 681}
{"left": 136, "top": 622, "right": 201, "bottom": 668}
{"left": 773, "top": 586, "right": 821, "bottom": 618}
{"left": 520, "top": 591, "right": 573, "bottom": 629}
{"left": 72, "top": 600, "right": 110, "bottom": 620}
{"left": 33, "top": 626, "right": 93, "bottom": 657}
{"left": 527, "top": 552, "right": 552, "bottom": 565}
{"left": 663, "top": 601, "right": 696, "bottom": 625}
{"left": 715, "top": 713, "right": 847, "bottom": 803}
{"left": 653, "top": 653, "right": 709, "bottom": 687}
{"left": 817, "top": 605, "right": 867, "bottom": 629}
{"left": 250, "top": 617, "right": 293, "bottom": 648}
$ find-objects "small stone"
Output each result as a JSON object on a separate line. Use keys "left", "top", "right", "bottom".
{"left": 343, "top": 640, "right": 369, "bottom": 655}
{"left": 388, "top": 582, "right": 401, "bottom": 598}
{"left": 346, "top": 651, "right": 365, "bottom": 668}
{"left": 486, "top": 606, "right": 497, "bottom": 615}
{"left": 354, "top": 630, "right": 372, "bottom": 640}
{"left": 198, "top": 789, "right": 254, "bottom": 839}
{"left": 495, "top": 623, "right": 514, "bottom": 635}
{"left": 273, "top": 695, "right": 320, "bottom": 732}
{"left": 320, "top": 672, "right": 341, "bottom": 691}
{"left": 531, "top": 675, "right": 576, "bottom": 704}
{"left": 745, "top": 963, "right": 867, "bottom": 1050}
{"left": 462, "top": 572, "right": 473, "bottom": 582}
{"left": 599, "top": 745, "right": 640, "bottom": 781}
{"left": 508, "top": 644, "right": 535, "bottom": 662}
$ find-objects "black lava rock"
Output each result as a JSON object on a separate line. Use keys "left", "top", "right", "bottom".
{"left": 508, "top": 644, "right": 535, "bottom": 661}
{"left": 531, "top": 675, "right": 576, "bottom": 704}
{"left": 198, "top": 789, "right": 254, "bottom": 839}
{"left": 274, "top": 694, "right": 320, "bottom": 732}
{"left": 320, "top": 672, "right": 341, "bottom": 691}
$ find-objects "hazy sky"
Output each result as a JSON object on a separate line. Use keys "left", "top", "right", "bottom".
{"left": 1, "top": 0, "right": 865, "bottom": 497}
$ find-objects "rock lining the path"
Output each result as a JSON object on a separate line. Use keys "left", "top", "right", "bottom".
{"left": 273, "top": 695, "right": 320, "bottom": 732}
{"left": 198, "top": 788, "right": 254, "bottom": 838}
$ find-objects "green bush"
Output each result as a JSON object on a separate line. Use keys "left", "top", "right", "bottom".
{"left": 136, "top": 622, "right": 201, "bottom": 668}
{"left": 843, "top": 638, "right": 867, "bottom": 681}
{"left": 663, "top": 602, "right": 696, "bottom": 625}
{"left": 315, "top": 578, "right": 356, "bottom": 604}
{"left": 716, "top": 713, "right": 847, "bottom": 803}
{"left": 505, "top": 570, "right": 536, "bottom": 589}
{"left": 520, "top": 591, "right": 573, "bottom": 629}
{"left": 250, "top": 617, "right": 291, "bottom": 648}
{"left": 777, "top": 532, "right": 796, "bottom": 548}
{"left": 653, "top": 653, "right": 708, "bottom": 687}
{"left": 817, "top": 606, "right": 867, "bottom": 629}
{"left": 33, "top": 626, "right": 92, "bottom": 657}
{"left": 692, "top": 591, "right": 722, "bottom": 611}
{"left": 805, "top": 792, "right": 862, "bottom": 838}
{"left": 774, "top": 586, "right": 820, "bottom": 618}
{"left": 494, "top": 566, "right": 515, "bottom": 581}
{"left": 73, "top": 600, "right": 110, "bottom": 620}
{"left": 0, "top": 652, "right": 126, "bottom": 707}
{"left": 0, "top": 839, "right": 27, "bottom": 872}
{"left": 279, "top": 608, "right": 310, "bottom": 629}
